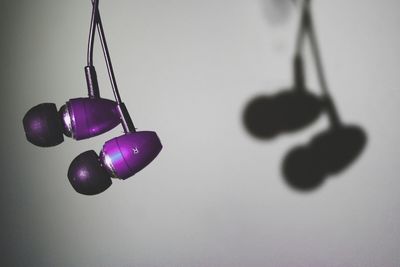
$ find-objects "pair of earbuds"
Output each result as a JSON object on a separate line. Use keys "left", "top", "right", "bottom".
{"left": 23, "top": 0, "right": 162, "bottom": 195}
{"left": 244, "top": 0, "right": 366, "bottom": 190}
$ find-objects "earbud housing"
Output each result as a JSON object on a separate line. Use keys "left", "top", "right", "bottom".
{"left": 61, "top": 97, "right": 121, "bottom": 140}
{"left": 23, "top": 97, "right": 121, "bottom": 147}
{"left": 101, "top": 131, "right": 163, "bottom": 179}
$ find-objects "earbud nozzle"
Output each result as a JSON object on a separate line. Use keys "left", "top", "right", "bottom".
{"left": 59, "top": 104, "right": 73, "bottom": 138}
{"left": 22, "top": 103, "right": 64, "bottom": 147}
{"left": 68, "top": 150, "right": 112, "bottom": 195}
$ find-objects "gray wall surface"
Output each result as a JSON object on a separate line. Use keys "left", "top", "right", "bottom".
{"left": 1, "top": 0, "right": 399, "bottom": 266}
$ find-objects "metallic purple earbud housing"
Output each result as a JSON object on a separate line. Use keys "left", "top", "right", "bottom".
{"left": 61, "top": 98, "right": 121, "bottom": 140}
{"left": 100, "top": 131, "right": 162, "bottom": 179}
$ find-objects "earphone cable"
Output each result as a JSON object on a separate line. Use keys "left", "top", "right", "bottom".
{"left": 90, "top": 0, "right": 136, "bottom": 132}
{"left": 87, "top": 0, "right": 99, "bottom": 66}
{"left": 91, "top": 0, "right": 122, "bottom": 104}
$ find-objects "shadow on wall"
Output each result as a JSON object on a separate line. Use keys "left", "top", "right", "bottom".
{"left": 243, "top": 0, "right": 368, "bottom": 192}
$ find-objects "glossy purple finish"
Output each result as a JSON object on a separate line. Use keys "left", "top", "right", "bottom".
{"left": 66, "top": 98, "right": 120, "bottom": 140}
{"left": 101, "top": 131, "right": 162, "bottom": 179}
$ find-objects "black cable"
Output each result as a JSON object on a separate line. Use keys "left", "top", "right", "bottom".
{"left": 87, "top": 0, "right": 99, "bottom": 66}
{"left": 90, "top": 0, "right": 122, "bottom": 104}
{"left": 90, "top": 0, "right": 136, "bottom": 132}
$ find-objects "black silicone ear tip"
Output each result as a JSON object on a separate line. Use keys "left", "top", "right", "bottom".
{"left": 22, "top": 103, "right": 64, "bottom": 147}
{"left": 68, "top": 150, "right": 112, "bottom": 195}
{"left": 282, "top": 146, "right": 325, "bottom": 191}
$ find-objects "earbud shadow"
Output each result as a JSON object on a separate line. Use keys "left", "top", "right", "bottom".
{"left": 282, "top": 124, "right": 367, "bottom": 191}
{"left": 243, "top": 89, "right": 322, "bottom": 139}
{"left": 242, "top": 75, "right": 368, "bottom": 192}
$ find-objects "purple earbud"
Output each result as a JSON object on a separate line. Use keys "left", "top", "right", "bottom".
{"left": 23, "top": 97, "right": 120, "bottom": 147}
{"left": 60, "top": 97, "right": 120, "bottom": 140}
{"left": 101, "top": 131, "right": 162, "bottom": 179}
{"left": 68, "top": 131, "right": 162, "bottom": 195}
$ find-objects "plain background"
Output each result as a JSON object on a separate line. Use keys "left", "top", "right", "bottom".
{"left": 1, "top": 0, "right": 399, "bottom": 266}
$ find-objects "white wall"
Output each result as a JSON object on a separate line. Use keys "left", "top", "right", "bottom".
{"left": 1, "top": 0, "right": 399, "bottom": 266}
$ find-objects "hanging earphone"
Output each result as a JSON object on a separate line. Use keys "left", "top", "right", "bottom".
{"left": 23, "top": 0, "right": 162, "bottom": 195}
